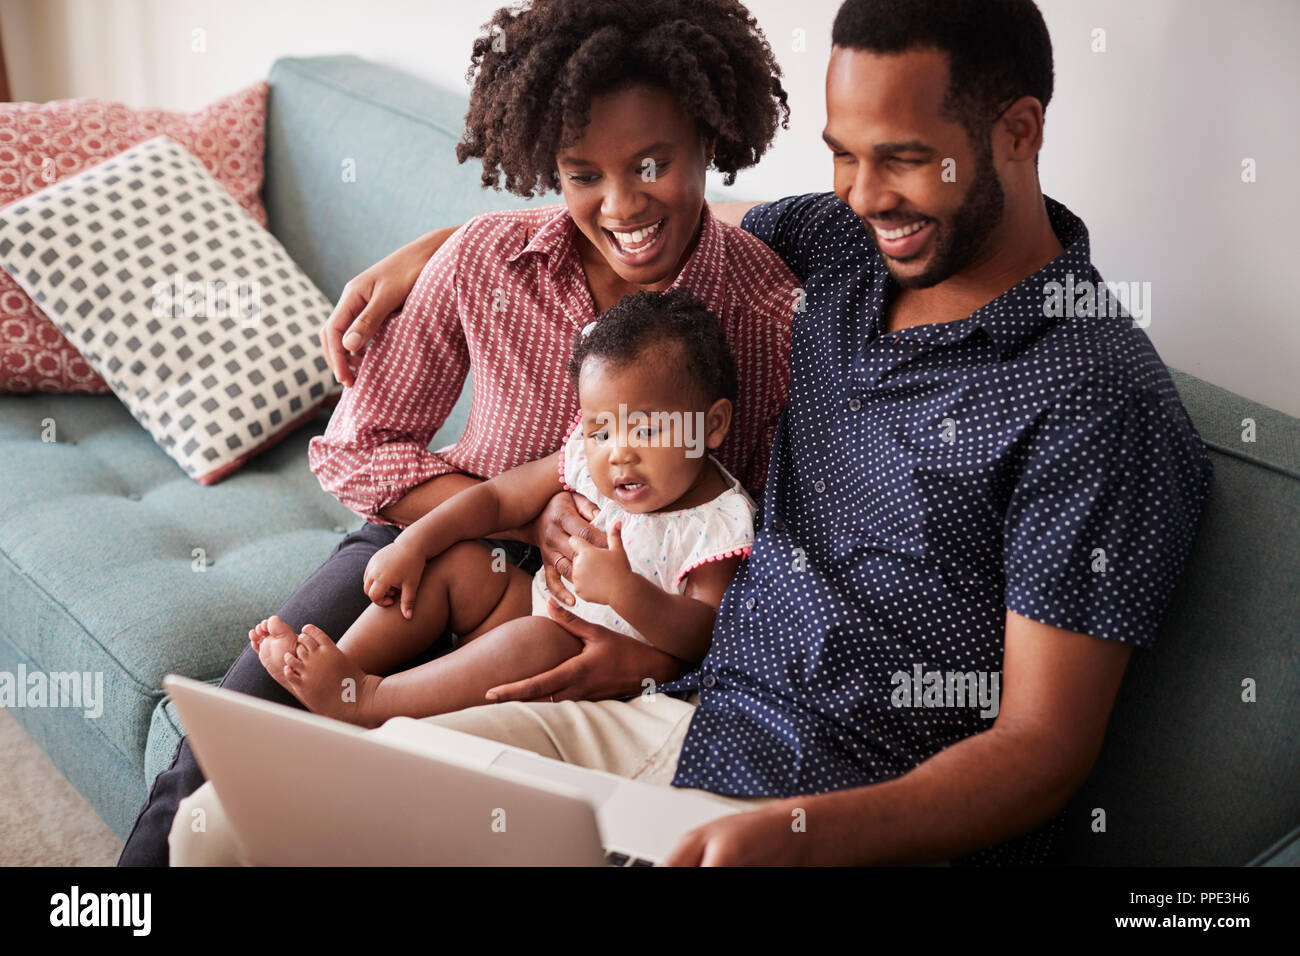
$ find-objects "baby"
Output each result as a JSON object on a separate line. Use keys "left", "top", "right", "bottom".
{"left": 250, "top": 288, "right": 755, "bottom": 726}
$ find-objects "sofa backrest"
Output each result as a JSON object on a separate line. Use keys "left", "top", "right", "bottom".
{"left": 265, "top": 55, "right": 537, "bottom": 303}
{"left": 263, "top": 56, "right": 1298, "bottom": 867}
{"left": 1051, "top": 369, "right": 1299, "bottom": 865}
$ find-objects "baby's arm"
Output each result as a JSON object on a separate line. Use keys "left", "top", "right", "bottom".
{"left": 397, "top": 451, "right": 563, "bottom": 561}
{"left": 608, "top": 555, "right": 742, "bottom": 663}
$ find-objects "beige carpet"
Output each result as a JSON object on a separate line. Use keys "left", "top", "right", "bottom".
{"left": 0, "top": 706, "right": 124, "bottom": 866}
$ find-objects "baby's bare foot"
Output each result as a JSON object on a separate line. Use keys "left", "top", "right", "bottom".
{"left": 283, "top": 624, "right": 383, "bottom": 727}
{"left": 251, "top": 615, "right": 302, "bottom": 693}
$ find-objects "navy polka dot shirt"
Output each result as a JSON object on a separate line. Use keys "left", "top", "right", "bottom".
{"left": 662, "top": 192, "right": 1213, "bottom": 864}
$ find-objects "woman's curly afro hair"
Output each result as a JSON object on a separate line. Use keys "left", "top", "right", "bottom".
{"left": 456, "top": 0, "right": 791, "bottom": 197}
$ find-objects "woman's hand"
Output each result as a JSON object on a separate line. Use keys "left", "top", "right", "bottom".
{"left": 320, "top": 227, "right": 457, "bottom": 387}
{"left": 484, "top": 598, "right": 688, "bottom": 702}
{"left": 362, "top": 541, "right": 428, "bottom": 619}
{"left": 535, "top": 491, "right": 605, "bottom": 606}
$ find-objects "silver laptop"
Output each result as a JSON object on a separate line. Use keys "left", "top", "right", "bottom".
{"left": 163, "top": 674, "right": 739, "bottom": 866}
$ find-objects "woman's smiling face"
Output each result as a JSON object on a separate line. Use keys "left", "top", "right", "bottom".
{"left": 557, "top": 83, "right": 711, "bottom": 290}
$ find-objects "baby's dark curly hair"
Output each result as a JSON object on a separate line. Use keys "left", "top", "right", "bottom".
{"left": 456, "top": 0, "right": 790, "bottom": 197}
{"left": 568, "top": 289, "right": 738, "bottom": 411}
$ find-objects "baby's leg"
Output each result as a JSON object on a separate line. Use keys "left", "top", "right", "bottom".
{"left": 363, "top": 613, "right": 583, "bottom": 719}
{"left": 284, "top": 604, "right": 582, "bottom": 726}
{"left": 254, "top": 540, "right": 527, "bottom": 694}
{"left": 336, "top": 540, "right": 533, "bottom": 675}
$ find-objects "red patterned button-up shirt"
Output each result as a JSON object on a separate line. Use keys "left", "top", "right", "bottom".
{"left": 308, "top": 203, "right": 798, "bottom": 527}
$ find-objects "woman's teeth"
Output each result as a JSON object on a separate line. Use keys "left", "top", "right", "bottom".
{"left": 609, "top": 220, "right": 664, "bottom": 252}
{"left": 875, "top": 219, "right": 929, "bottom": 240}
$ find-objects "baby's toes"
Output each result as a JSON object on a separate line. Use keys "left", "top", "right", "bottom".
{"left": 298, "top": 625, "right": 326, "bottom": 653}
{"left": 282, "top": 651, "right": 304, "bottom": 679}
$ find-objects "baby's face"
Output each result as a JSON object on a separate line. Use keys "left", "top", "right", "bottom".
{"left": 577, "top": 356, "right": 724, "bottom": 514}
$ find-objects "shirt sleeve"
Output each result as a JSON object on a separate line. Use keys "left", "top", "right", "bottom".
{"left": 741, "top": 192, "right": 840, "bottom": 281}
{"left": 1002, "top": 369, "right": 1213, "bottom": 648}
{"left": 560, "top": 414, "right": 583, "bottom": 491}
{"left": 675, "top": 489, "right": 756, "bottom": 589}
{"left": 307, "top": 225, "right": 472, "bottom": 526}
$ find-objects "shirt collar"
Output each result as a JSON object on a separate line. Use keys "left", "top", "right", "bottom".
{"left": 874, "top": 196, "right": 1092, "bottom": 360}
{"left": 505, "top": 205, "right": 577, "bottom": 267}
{"left": 967, "top": 196, "right": 1093, "bottom": 360}
{"left": 505, "top": 202, "right": 729, "bottom": 306}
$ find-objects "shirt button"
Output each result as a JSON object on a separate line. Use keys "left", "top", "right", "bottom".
{"left": 813, "top": 479, "right": 826, "bottom": 493}
{"left": 702, "top": 673, "right": 717, "bottom": 688}
{"left": 848, "top": 397, "right": 861, "bottom": 412}
{"left": 745, "top": 596, "right": 756, "bottom": 611}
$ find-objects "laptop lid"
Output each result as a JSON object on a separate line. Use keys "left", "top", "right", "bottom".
{"left": 163, "top": 675, "right": 606, "bottom": 866}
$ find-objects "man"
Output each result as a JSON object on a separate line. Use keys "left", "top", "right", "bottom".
{"left": 169, "top": 0, "right": 1211, "bottom": 865}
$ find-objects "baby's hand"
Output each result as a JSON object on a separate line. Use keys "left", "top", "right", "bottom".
{"left": 567, "top": 520, "right": 633, "bottom": 606}
{"left": 363, "top": 540, "right": 426, "bottom": 619}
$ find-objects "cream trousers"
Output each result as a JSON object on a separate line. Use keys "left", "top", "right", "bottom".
{"left": 169, "top": 692, "right": 775, "bottom": 865}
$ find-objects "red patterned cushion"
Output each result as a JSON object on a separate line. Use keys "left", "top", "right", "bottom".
{"left": 0, "top": 82, "right": 269, "bottom": 394}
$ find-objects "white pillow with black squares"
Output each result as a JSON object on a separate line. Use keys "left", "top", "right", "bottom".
{"left": 0, "top": 134, "right": 340, "bottom": 483}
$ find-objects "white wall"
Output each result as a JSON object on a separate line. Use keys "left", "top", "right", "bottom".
{"left": 2, "top": 0, "right": 1296, "bottom": 414}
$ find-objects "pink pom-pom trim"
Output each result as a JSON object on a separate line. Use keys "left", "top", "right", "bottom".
{"left": 558, "top": 411, "right": 583, "bottom": 491}
{"left": 675, "top": 544, "right": 752, "bottom": 588}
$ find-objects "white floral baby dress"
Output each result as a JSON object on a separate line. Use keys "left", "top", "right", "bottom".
{"left": 531, "top": 417, "right": 756, "bottom": 643}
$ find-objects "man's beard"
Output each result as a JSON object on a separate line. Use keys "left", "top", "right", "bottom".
{"left": 879, "top": 138, "right": 1005, "bottom": 290}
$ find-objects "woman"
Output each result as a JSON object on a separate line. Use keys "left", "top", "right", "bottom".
{"left": 120, "top": 0, "right": 799, "bottom": 866}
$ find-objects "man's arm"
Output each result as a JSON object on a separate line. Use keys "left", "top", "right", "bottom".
{"left": 666, "top": 609, "right": 1133, "bottom": 865}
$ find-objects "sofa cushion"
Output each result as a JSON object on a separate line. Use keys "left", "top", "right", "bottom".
{"left": 0, "top": 135, "right": 341, "bottom": 483}
{"left": 0, "top": 393, "right": 359, "bottom": 835}
{"left": 0, "top": 82, "right": 269, "bottom": 394}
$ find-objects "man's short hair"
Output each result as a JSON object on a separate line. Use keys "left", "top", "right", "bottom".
{"left": 831, "top": 0, "right": 1054, "bottom": 144}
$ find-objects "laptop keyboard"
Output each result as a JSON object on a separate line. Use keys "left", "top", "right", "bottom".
{"left": 605, "top": 850, "right": 657, "bottom": 867}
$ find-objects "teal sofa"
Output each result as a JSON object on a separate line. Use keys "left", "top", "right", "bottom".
{"left": 0, "top": 55, "right": 1294, "bottom": 864}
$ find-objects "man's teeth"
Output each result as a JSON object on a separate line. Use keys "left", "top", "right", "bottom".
{"left": 610, "top": 220, "right": 663, "bottom": 250}
{"left": 876, "top": 220, "right": 929, "bottom": 240}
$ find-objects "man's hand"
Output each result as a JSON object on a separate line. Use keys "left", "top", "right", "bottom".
{"left": 362, "top": 540, "right": 427, "bottom": 618}
{"left": 535, "top": 491, "right": 605, "bottom": 606}
{"left": 567, "top": 521, "right": 632, "bottom": 605}
{"left": 665, "top": 801, "right": 815, "bottom": 866}
{"left": 320, "top": 226, "right": 457, "bottom": 387}
{"left": 484, "top": 598, "right": 686, "bottom": 702}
